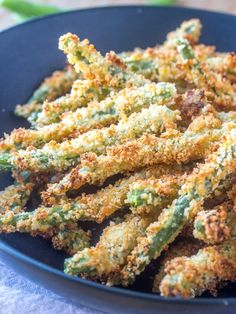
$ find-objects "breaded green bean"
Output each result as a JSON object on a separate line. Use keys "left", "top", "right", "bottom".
{"left": 15, "top": 65, "right": 78, "bottom": 120}
{"left": 120, "top": 127, "right": 236, "bottom": 286}
{"left": 19, "top": 19, "right": 198, "bottom": 125}
{"left": 17, "top": 20, "right": 225, "bottom": 126}
{"left": 44, "top": 164, "right": 187, "bottom": 206}
{"left": 29, "top": 19, "right": 199, "bottom": 126}
{"left": 0, "top": 82, "right": 176, "bottom": 152}
{"left": 126, "top": 174, "right": 187, "bottom": 215}
{"left": 165, "top": 19, "right": 202, "bottom": 46}
{"left": 63, "top": 173, "right": 190, "bottom": 282}
{"left": 35, "top": 79, "right": 110, "bottom": 126}
{"left": 52, "top": 224, "right": 91, "bottom": 255}
{"left": 15, "top": 102, "right": 42, "bottom": 121}
{"left": 176, "top": 38, "right": 236, "bottom": 109}
{"left": 63, "top": 173, "right": 195, "bottom": 282}
{"left": 46, "top": 113, "right": 230, "bottom": 197}
{"left": 120, "top": 19, "right": 201, "bottom": 78}
{"left": 206, "top": 52, "right": 236, "bottom": 82}
{"left": 0, "top": 104, "right": 180, "bottom": 173}
{"left": 193, "top": 201, "right": 236, "bottom": 244}
{"left": 121, "top": 20, "right": 202, "bottom": 82}
{"left": 64, "top": 214, "right": 153, "bottom": 282}
{"left": 0, "top": 182, "right": 33, "bottom": 214}
{"left": 60, "top": 30, "right": 215, "bottom": 98}
{"left": 160, "top": 240, "right": 236, "bottom": 298}
{"left": 39, "top": 31, "right": 186, "bottom": 126}
{"left": 152, "top": 237, "right": 202, "bottom": 293}
{"left": 128, "top": 172, "right": 235, "bottom": 216}
{"left": 121, "top": 42, "right": 234, "bottom": 95}
{"left": 65, "top": 169, "right": 230, "bottom": 284}
{"left": 0, "top": 165, "right": 184, "bottom": 235}
{"left": 35, "top": 30, "right": 180, "bottom": 127}
{"left": 59, "top": 33, "right": 151, "bottom": 88}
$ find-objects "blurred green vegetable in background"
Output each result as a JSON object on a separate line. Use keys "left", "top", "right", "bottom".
{"left": 0, "top": 0, "right": 176, "bottom": 23}
{"left": 0, "top": 0, "right": 63, "bottom": 22}
{"left": 151, "top": 0, "right": 176, "bottom": 5}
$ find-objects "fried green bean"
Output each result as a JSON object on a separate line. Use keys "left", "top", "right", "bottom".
{"left": 120, "top": 127, "right": 236, "bottom": 286}
{"left": 58, "top": 30, "right": 202, "bottom": 95}
{"left": 63, "top": 172, "right": 191, "bottom": 282}
{"left": 0, "top": 182, "right": 33, "bottom": 214}
{"left": 46, "top": 113, "right": 231, "bottom": 198}
{"left": 35, "top": 79, "right": 110, "bottom": 126}
{"left": 25, "top": 19, "right": 199, "bottom": 125}
{"left": 15, "top": 65, "right": 78, "bottom": 120}
{"left": 0, "top": 165, "right": 182, "bottom": 237}
{"left": 126, "top": 174, "right": 187, "bottom": 215}
{"left": 160, "top": 240, "right": 236, "bottom": 298}
{"left": 33, "top": 32, "right": 153, "bottom": 127}
{"left": 165, "top": 19, "right": 202, "bottom": 46}
{"left": 64, "top": 214, "right": 153, "bottom": 282}
{"left": 152, "top": 237, "right": 202, "bottom": 293}
{"left": 120, "top": 42, "right": 234, "bottom": 96}
{"left": 16, "top": 20, "right": 226, "bottom": 127}
{"left": 193, "top": 201, "right": 236, "bottom": 244}
{"left": 120, "top": 19, "right": 202, "bottom": 80}
{"left": 0, "top": 104, "right": 180, "bottom": 173}
{"left": 0, "top": 82, "right": 176, "bottom": 152}
{"left": 63, "top": 172, "right": 193, "bottom": 282}
{"left": 176, "top": 38, "right": 236, "bottom": 109}
{"left": 206, "top": 52, "right": 236, "bottom": 82}
{"left": 15, "top": 102, "right": 43, "bottom": 121}
{"left": 59, "top": 33, "right": 151, "bottom": 88}
{"left": 28, "top": 19, "right": 196, "bottom": 126}
{"left": 65, "top": 171, "right": 231, "bottom": 284}
{"left": 128, "top": 171, "right": 236, "bottom": 216}
{"left": 52, "top": 224, "right": 91, "bottom": 255}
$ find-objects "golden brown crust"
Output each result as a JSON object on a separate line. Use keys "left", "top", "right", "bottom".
{"left": 153, "top": 237, "right": 202, "bottom": 293}
{"left": 160, "top": 241, "right": 236, "bottom": 298}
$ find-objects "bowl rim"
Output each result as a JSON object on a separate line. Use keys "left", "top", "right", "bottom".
{"left": 0, "top": 4, "right": 236, "bottom": 305}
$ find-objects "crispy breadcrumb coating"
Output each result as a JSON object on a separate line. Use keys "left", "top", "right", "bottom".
{"left": 160, "top": 240, "right": 236, "bottom": 298}
{"left": 126, "top": 174, "right": 187, "bottom": 215}
{"left": 120, "top": 128, "right": 236, "bottom": 286}
{"left": 153, "top": 237, "right": 202, "bottom": 293}
{"left": 0, "top": 165, "right": 184, "bottom": 238}
{"left": 45, "top": 117, "right": 230, "bottom": 198}
{"left": 52, "top": 224, "right": 91, "bottom": 255}
{"left": 193, "top": 200, "right": 236, "bottom": 244}
{"left": 15, "top": 65, "right": 78, "bottom": 120}
{"left": 0, "top": 105, "right": 180, "bottom": 173}
{"left": 0, "top": 82, "right": 176, "bottom": 152}
{"left": 35, "top": 79, "right": 110, "bottom": 126}
{"left": 64, "top": 214, "right": 153, "bottom": 283}
{"left": 0, "top": 182, "right": 33, "bottom": 214}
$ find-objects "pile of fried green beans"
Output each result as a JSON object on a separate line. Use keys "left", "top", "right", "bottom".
{"left": 1, "top": 18, "right": 236, "bottom": 298}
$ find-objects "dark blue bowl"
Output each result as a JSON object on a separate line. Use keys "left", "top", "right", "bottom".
{"left": 0, "top": 6, "right": 236, "bottom": 314}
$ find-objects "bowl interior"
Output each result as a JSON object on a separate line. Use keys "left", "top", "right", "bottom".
{"left": 0, "top": 5, "right": 236, "bottom": 299}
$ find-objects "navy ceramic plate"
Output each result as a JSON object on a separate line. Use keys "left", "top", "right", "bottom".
{"left": 0, "top": 6, "right": 236, "bottom": 314}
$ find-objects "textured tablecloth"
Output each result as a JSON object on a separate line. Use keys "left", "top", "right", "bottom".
{"left": 0, "top": 253, "right": 104, "bottom": 314}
